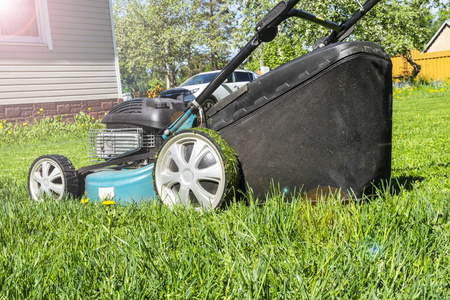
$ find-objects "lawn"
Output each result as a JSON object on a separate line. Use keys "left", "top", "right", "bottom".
{"left": 0, "top": 82, "right": 449, "bottom": 299}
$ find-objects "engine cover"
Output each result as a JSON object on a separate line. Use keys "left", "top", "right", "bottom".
{"left": 102, "top": 98, "right": 185, "bottom": 133}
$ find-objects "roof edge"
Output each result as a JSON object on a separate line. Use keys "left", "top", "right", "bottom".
{"left": 424, "top": 20, "right": 450, "bottom": 53}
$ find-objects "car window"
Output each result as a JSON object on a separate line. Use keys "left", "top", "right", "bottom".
{"left": 234, "top": 71, "right": 254, "bottom": 82}
{"left": 181, "top": 72, "right": 219, "bottom": 86}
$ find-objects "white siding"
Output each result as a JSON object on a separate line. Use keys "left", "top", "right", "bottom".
{"left": 0, "top": 0, "right": 120, "bottom": 105}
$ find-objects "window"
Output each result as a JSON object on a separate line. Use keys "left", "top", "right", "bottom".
{"left": 234, "top": 71, "right": 254, "bottom": 82}
{"left": 181, "top": 72, "right": 219, "bottom": 86}
{"left": 0, "top": 0, "right": 52, "bottom": 49}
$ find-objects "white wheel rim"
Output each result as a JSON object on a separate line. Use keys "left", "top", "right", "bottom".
{"left": 155, "top": 132, "right": 226, "bottom": 210}
{"left": 29, "top": 158, "right": 65, "bottom": 201}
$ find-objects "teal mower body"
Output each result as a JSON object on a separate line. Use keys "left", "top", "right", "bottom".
{"left": 85, "top": 164, "right": 156, "bottom": 203}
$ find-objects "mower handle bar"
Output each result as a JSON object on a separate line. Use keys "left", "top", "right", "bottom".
{"left": 163, "top": 0, "right": 381, "bottom": 136}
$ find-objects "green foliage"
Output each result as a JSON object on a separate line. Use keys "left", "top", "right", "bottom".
{"left": 0, "top": 112, "right": 101, "bottom": 146}
{"left": 427, "top": 3, "right": 450, "bottom": 43}
{"left": 0, "top": 86, "right": 449, "bottom": 298}
{"left": 114, "top": 0, "right": 442, "bottom": 83}
{"left": 228, "top": 0, "right": 437, "bottom": 72}
{"left": 114, "top": 0, "right": 236, "bottom": 89}
{"left": 114, "top": 0, "right": 198, "bottom": 89}
{"left": 197, "top": 0, "right": 236, "bottom": 70}
{"left": 354, "top": 0, "right": 434, "bottom": 56}
{"left": 120, "top": 72, "right": 152, "bottom": 94}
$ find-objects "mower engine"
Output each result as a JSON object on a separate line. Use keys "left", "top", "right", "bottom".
{"left": 89, "top": 97, "right": 185, "bottom": 162}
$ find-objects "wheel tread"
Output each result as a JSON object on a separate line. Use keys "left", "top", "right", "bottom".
{"left": 28, "top": 154, "right": 79, "bottom": 200}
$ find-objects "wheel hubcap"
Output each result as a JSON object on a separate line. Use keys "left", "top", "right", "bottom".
{"left": 182, "top": 169, "right": 194, "bottom": 184}
{"left": 29, "top": 159, "right": 65, "bottom": 201}
{"left": 155, "top": 133, "right": 226, "bottom": 210}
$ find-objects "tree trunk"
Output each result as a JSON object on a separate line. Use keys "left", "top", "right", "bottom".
{"left": 165, "top": 45, "right": 171, "bottom": 89}
{"left": 165, "top": 63, "right": 171, "bottom": 89}
{"left": 403, "top": 50, "right": 421, "bottom": 80}
{"left": 170, "top": 65, "right": 177, "bottom": 88}
{"left": 209, "top": 0, "right": 216, "bottom": 70}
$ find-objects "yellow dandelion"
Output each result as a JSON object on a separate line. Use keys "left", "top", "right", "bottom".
{"left": 0, "top": 124, "right": 3, "bottom": 129}
{"left": 23, "top": 122, "right": 27, "bottom": 126}
{"left": 39, "top": 108, "right": 44, "bottom": 111}
{"left": 8, "top": 131, "right": 12, "bottom": 134}
{"left": 81, "top": 198, "right": 90, "bottom": 204}
{"left": 102, "top": 200, "right": 116, "bottom": 205}
{"left": 88, "top": 108, "right": 92, "bottom": 111}
{"left": 37, "top": 111, "right": 40, "bottom": 114}
{"left": 3, "top": 120, "right": 6, "bottom": 123}
{"left": 91, "top": 117, "right": 95, "bottom": 120}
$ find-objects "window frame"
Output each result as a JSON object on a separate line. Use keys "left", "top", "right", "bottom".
{"left": 234, "top": 71, "right": 254, "bottom": 82}
{"left": 0, "top": 0, "right": 53, "bottom": 50}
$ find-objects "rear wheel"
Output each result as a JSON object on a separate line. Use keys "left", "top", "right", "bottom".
{"left": 28, "top": 155, "right": 78, "bottom": 201}
{"left": 153, "top": 128, "right": 239, "bottom": 210}
{"left": 202, "top": 98, "right": 216, "bottom": 111}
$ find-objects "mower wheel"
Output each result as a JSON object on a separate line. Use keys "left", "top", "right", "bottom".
{"left": 153, "top": 128, "right": 239, "bottom": 210}
{"left": 202, "top": 98, "right": 216, "bottom": 111}
{"left": 28, "top": 155, "right": 78, "bottom": 201}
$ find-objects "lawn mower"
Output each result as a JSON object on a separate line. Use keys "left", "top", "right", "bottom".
{"left": 28, "top": 0, "right": 392, "bottom": 209}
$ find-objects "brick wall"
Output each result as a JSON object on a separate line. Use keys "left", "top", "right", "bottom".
{"left": 0, "top": 98, "right": 123, "bottom": 124}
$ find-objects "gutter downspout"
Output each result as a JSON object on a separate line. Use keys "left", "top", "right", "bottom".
{"left": 109, "top": 0, "right": 123, "bottom": 99}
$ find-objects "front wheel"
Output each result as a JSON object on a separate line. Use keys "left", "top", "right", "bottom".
{"left": 28, "top": 155, "right": 79, "bottom": 201}
{"left": 153, "top": 128, "right": 239, "bottom": 210}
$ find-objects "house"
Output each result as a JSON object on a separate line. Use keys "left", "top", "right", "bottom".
{"left": 0, "top": 0, "right": 122, "bottom": 124}
{"left": 424, "top": 20, "right": 450, "bottom": 53}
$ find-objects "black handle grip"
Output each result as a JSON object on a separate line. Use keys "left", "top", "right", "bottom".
{"left": 255, "top": 1, "right": 288, "bottom": 32}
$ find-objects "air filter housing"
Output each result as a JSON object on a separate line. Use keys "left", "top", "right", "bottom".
{"left": 102, "top": 98, "right": 185, "bottom": 133}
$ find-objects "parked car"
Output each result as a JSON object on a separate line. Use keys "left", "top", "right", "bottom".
{"left": 159, "top": 69, "right": 260, "bottom": 110}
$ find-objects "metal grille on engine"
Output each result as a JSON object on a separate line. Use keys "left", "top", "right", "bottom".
{"left": 89, "top": 128, "right": 155, "bottom": 162}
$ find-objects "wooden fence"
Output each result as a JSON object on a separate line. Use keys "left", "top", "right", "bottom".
{"left": 391, "top": 49, "right": 450, "bottom": 80}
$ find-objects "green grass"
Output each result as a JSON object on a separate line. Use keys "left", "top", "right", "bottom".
{"left": 0, "top": 84, "right": 449, "bottom": 299}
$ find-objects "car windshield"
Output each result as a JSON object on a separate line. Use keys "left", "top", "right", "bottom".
{"left": 181, "top": 72, "right": 219, "bottom": 86}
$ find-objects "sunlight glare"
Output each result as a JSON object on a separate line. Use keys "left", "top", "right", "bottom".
{"left": 0, "top": 0, "right": 13, "bottom": 12}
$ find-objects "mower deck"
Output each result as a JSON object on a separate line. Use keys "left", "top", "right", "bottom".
{"left": 85, "top": 164, "right": 156, "bottom": 203}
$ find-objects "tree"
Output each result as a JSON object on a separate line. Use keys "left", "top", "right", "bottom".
{"left": 198, "top": 0, "right": 236, "bottom": 70}
{"left": 114, "top": 0, "right": 202, "bottom": 89}
{"left": 427, "top": 2, "right": 450, "bottom": 42}
{"left": 114, "top": 0, "right": 237, "bottom": 90}
{"left": 354, "top": 0, "right": 437, "bottom": 78}
{"left": 227, "top": 0, "right": 438, "bottom": 79}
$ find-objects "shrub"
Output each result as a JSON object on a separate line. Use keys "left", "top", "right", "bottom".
{"left": 0, "top": 112, "right": 102, "bottom": 145}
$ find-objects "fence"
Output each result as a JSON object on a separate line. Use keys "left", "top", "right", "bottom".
{"left": 391, "top": 49, "right": 450, "bottom": 80}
